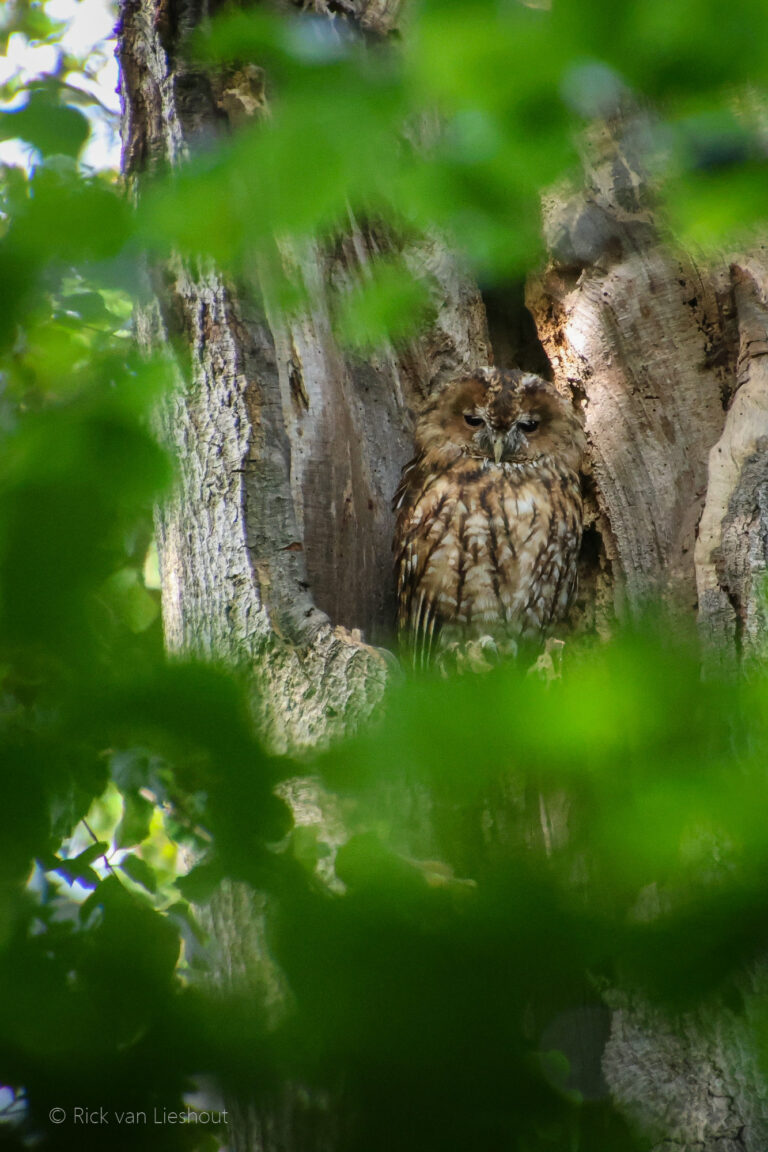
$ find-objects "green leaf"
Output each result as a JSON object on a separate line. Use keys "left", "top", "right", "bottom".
{"left": 176, "top": 859, "right": 224, "bottom": 905}
{"left": 101, "top": 567, "right": 160, "bottom": 634}
{"left": 335, "top": 259, "right": 434, "bottom": 351}
{"left": 0, "top": 90, "right": 90, "bottom": 159}
{"left": 165, "top": 900, "right": 206, "bottom": 944}
{"left": 54, "top": 841, "right": 109, "bottom": 887}
{"left": 115, "top": 789, "right": 154, "bottom": 849}
{"left": 119, "top": 852, "right": 158, "bottom": 893}
{"left": 58, "top": 291, "right": 112, "bottom": 324}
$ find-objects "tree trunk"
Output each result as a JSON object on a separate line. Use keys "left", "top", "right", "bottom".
{"left": 120, "top": 0, "right": 490, "bottom": 750}
{"left": 527, "top": 116, "right": 768, "bottom": 653}
{"left": 527, "top": 117, "right": 768, "bottom": 1150}
{"left": 117, "top": 4, "right": 768, "bottom": 1148}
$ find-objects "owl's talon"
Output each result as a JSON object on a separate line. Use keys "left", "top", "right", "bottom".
{"left": 477, "top": 635, "right": 499, "bottom": 656}
{"left": 467, "top": 635, "right": 499, "bottom": 672}
{"left": 527, "top": 636, "right": 565, "bottom": 682}
{"left": 435, "top": 641, "right": 461, "bottom": 677}
{"left": 434, "top": 637, "right": 500, "bottom": 676}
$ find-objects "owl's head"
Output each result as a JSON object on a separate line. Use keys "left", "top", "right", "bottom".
{"left": 415, "top": 368, "right": 584, "bottom": 473}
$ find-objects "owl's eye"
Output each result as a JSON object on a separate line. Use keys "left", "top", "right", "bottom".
{"left": 518, "top": 417, "right": 540, "bottom": 434}
{"left": 463, "top": 413, "right": 483, "bottom": 428}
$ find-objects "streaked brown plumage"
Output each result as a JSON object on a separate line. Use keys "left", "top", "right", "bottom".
{"left": 393, "top": 367, "right": 584, "bottom": 667}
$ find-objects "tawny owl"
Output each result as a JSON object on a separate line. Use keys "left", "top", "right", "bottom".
{"left": 393, "top": 368, "right": 584, "bottom": 667}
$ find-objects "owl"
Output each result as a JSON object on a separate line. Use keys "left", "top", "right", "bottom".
{"left": 393, "top": 368, "right": 584, "bottom": 668}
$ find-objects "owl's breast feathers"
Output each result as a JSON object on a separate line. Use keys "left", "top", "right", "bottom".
{"left": 393, "top": 453, "right": 582, "bottom": 665}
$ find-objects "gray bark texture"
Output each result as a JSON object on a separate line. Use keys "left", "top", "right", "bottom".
{"left": 528, "top": 119, "right": 768, "bottom": 650}
{"left": 117, "top": 2, "right": 768, "bottom": 1148}
{"left": 120, "top": 0, "right": 489, "bottom": 748}
{"left": 528, "top": 117, "right": 768, "bottom": 1151}
{"left": 603, "top": 975, "right": 768, "bottom": 1152}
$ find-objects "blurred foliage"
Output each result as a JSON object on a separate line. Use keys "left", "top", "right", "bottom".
{"left": 1, "top": 0, "right": 768, "bottom": 1150}
{"left": 135, "top": 0, "right": 768, "bottom": 314}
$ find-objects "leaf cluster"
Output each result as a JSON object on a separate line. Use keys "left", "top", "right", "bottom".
{"left": 128, "top": 0, "right": 768, "bottom": 335}
{"left": 1, "top": 2, "right": 768, "bottom": 1149}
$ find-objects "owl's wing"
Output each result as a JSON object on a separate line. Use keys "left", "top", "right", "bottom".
{"left": 395, "top": 533, "right": 442, "bottom": 669}
{"left": 393, "top": 460, "right": 443, "bottom": 668}
{"left": 545, "top": 475, "right": 583, "bottom": 625}
{"left": 392, "top": 456, "right": 420, "bottom": 513}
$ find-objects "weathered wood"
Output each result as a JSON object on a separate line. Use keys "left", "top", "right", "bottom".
{"left": 120, "top": 0, "right": 490, "bottom": 750}
{"left": 528, "top": 121, "right": 738, "bottom": 623}
{"left": 529, "top": 119, "right": 768, "bottom": 1151}
{"left": 118, "top": 7, "right": 491, "bottom": 1148}
{"left": 118, "top": 3, "right": 768, "bottom": 1147}
{"left": 695, "top": 260, "right": 768, "bottom": 659}
{"left": 604, "top": 976, "right": 768, "bottom": 1152}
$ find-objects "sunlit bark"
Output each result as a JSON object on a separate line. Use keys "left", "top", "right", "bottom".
{"left": 118, "top": 5, "right": 768, "bottom": 1147}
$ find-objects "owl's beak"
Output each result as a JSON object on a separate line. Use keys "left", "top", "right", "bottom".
{"left": 493, "top": 435, "right": 505, "bottom": 464}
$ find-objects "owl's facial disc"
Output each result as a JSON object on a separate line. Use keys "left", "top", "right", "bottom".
{"left": 484, "top": 414, "right": 542, "bottom": 462}
{"left": 462, "top": 411, "right": 499, "bottom": 458}
{"left": 517, "top": 415, "right": 540, "bottom": 434}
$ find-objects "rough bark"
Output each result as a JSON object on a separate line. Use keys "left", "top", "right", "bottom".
{"left": 604, "top": 976, "right": 768, "bottom": 1152}
{"left": 695, "top": 260, "right": 768, "bottom": 660}
{"left": 120, "top": 0, "right": 490, "bottom": 750}
{"left": 528, "top": 119, "right": 740, "bottom": 627}
{"left": 530, "top": 120, "right": 768, "bottom": 650}
{"left": 118, "top": 4, "right": 768, "bottom": 1148}
{"left": 119, "top": 3, "right": 489, "bottom": 1149}
{"left": 528, "top": 117, "right": 768, "bottom": 1151}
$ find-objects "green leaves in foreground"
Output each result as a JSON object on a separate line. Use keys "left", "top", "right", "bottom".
{"left": 3, "top": 0, "right": 768, "bottom": 1147}
{"left": 254, "top": 637, "right": 768, "bottom": 1152}
{"left": 132, "top": 0, "right": 768, "bottom": 322}
{"left": 315, "top": 634, "right": 768, "bottom": 1003}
